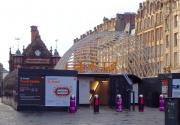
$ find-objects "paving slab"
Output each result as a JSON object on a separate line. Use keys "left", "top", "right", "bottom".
{"left": 0, "top": 102, "right": 164, "bottom": 125}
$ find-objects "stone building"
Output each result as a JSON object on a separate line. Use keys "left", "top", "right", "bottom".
{"left": 95, "top": 13, "right": 135, "bottom": 33}
{"left": 9, "top": 26, "right": 61, "bottom": 72}
{"left": 163, "top": 0, "right": 180, "bottom": 73}
{"left": 135, "top": 0, "right": 180, "bottom": 76}
{"left": 135, "top": 0, "right": 164, "bottom": 76}
{"left": 56, "top": 0, "right": 180, "bottom": 77}
{"left": 74, "top": 13, "right": 136, "bottom": 44}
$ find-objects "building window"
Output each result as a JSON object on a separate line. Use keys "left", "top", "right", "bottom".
{"left": 174, "top": 33, "right": 178, "bottom": 47}
{"left": 160, "top": 28, "right": 163, "bottom": 40}
{"left": 161, "top": 44, "right": 164, "bottom": 56}
{"left": 156, "top": 29, "right": 160, "bottom": 41}
{"left": 157, "top": 62, "right": 161, "bottom": 73}
{"left": 148, "top": 32, "right": 151, "bottom": 43}
{"left": 174, "top": 15, "right": 178, "bottom": 27}
{"left": 151, "top": 16, "right": 154, "bottom": 26}
{"left": 144, "top": 19, "right": 146, "bottom": 29}
{"left": 166, "top": 54, "right": 170, "bottom": 66}
{"left": 165, "top": 18, "right": 169, "bottom": 31}
{"left": 160, "top": 12, "right": 162, "bottom": 22}
{"left": 151, "top": 31, "right": 154, "bottom": 41}
{"left": 147, "top": 18, "right": 149, "bottom": 28}
{"left": 174, "top": 52, "right": 179, "bottom": 66}
{"left": 166, "top": 35, "right": 169, "bottom": 48}
{"left": 137, "top": 22, "right": 139, "bottom": 32}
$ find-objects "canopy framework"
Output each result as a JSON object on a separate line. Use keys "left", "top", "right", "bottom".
{"left": 55, "top": 31, "right": 157, "bottom": 78}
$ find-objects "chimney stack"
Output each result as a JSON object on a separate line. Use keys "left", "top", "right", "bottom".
{"left": 139, "top": 3, "right": 142, "bottom": 9}
{"left": 31, "top": 26, "right": 39, "bottom": 42}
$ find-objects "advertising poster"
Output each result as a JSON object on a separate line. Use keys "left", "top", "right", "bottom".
{"left": 172, "top": 79, "right": 180, "bottom": 97}
{"left": 45, "top": 76, "right": 77, "bottom": 106}
{"left": 19, "top": 76, "right": 42, "bottom": 105}
{"left": 161, "top": 79, "right": 169, "bottom": 97}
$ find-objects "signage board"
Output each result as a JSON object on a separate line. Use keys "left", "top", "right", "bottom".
{"left": 161, "top": 79, "right": 169, "bottom": 97}
{"left": 172, "top": 79, "right": 180, "bottom": 97}
{"left": 25, "top": 58, "right": 50, "bottom": 64}
{"left": 131, "top": 84, "right": 138, "bottom": 103}
{"left": 19, "top": 76, "right": 43, "bottom": 105}
{"left": 45, "top": 76, "right": 77, "bottom": 106}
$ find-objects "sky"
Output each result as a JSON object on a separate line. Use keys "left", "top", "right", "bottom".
{"left": 0, "top": 0, "right": 143, "bottom": 70}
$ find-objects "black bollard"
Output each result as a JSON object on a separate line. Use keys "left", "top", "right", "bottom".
{"left": 127, "top": 89, "right": 131, "bottom": 111}
{"left": 132, "top": 91, "right": 135, "bottom": 111}
{"left": 93, "top": 94, "right": 99, "bottom": 113}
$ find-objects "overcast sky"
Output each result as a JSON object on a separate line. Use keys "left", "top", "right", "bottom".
{"left": 0, "top": 0, "right": 143, "bottom": 70}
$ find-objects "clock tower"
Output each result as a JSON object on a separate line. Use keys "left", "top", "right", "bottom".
{"left": 9, "top": 26, "right": 61, "bottom": 71}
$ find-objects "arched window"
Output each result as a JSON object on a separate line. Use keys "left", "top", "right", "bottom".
{"left": 151, "top": 15, "right": 154, "bottom": 26}
{"left": 144, "top": 18, "right": 146, "bottom": 29}
{"left": 156, "top": 13, "right": 159, "bottom": 24}
{"left": 148, "top": 17, "right": 150, "bottom": 28}
{"left": 157, "top": 1, "right": 161, "bottom": 10}
{"left": 160, "top": 12, "right": 162, "bottom": 23}
{"left": 150, "top": 3, "right": 153, "bottom": 14}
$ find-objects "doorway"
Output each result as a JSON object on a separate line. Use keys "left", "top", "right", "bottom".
{"left": 90, "top": 80, "right": 109, "bottom": 105}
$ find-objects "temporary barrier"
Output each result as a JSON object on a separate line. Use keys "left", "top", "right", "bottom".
{"left": 140, "top": 77, "right": 161, "bottom": 108}
{"left": 159, "top": 73, "right": 180, "bottom": 98}
{"left": 109, "top": 75, "right": 140, "bottom": 109}
{"left": 77, "top": 73, "right": 141, "bottom": 108}
{"left": 2, "top": 68, "right": 78, "bottom": 111}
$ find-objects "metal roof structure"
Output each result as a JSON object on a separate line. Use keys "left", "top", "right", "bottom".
{"left": 55, "top": 31, "right": 155, "bottom": 78}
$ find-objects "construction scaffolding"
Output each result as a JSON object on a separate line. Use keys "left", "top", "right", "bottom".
{"left": 55, "top": 31, "right": 158, "bottom": 78}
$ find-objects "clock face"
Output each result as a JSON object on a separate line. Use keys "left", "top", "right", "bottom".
{"left": 35, "top": 49, "right": 41, "bottom": 56}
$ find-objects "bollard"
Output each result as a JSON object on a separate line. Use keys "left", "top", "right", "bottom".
{"left": 93, "top": 94, "right": 100, "bottom": 113}
{"left": 159, "top": 94, "right": 164, "bottom": 111}
{"left": 115, "top": 94, "right": 122, "bottom": 112}
{"left": 69, "top": 95, "right": 76, "bottom": 113}
{"left": 138, "top": 94, "right": 144, "bottom": 112}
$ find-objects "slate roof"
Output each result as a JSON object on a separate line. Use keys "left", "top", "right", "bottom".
{"left": 23, "top": 33, "right": 51, "bottom": 57}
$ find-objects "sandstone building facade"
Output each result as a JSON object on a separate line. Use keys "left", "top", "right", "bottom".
{"left": 163, "top": 0, "right": 180, "bottom": 73}
{"left": 135, "top": 0, "right": 180, "bottom": 76}
{"left": 135, "top": 0, "right": 164, "bottom": 76}
{"left": 56, "top": 0, "right": 180, "bottom": 77}
{"left": 9, "top": 26, "right": 60, "bottom": 71}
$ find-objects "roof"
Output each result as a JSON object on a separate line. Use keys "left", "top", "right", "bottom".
{"left": 78, "top": 73, "right": 142, "bottom": 83}
{"left": 23, "top": 33, "right": 51, "bottom": 57}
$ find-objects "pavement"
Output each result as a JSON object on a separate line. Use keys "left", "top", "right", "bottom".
{"left": 0, "top": 102, "right": 164, "bottom": 125}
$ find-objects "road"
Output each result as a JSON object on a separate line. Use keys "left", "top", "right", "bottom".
{"left": 0, "top": 102, "right": 164, "bottom": 125}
